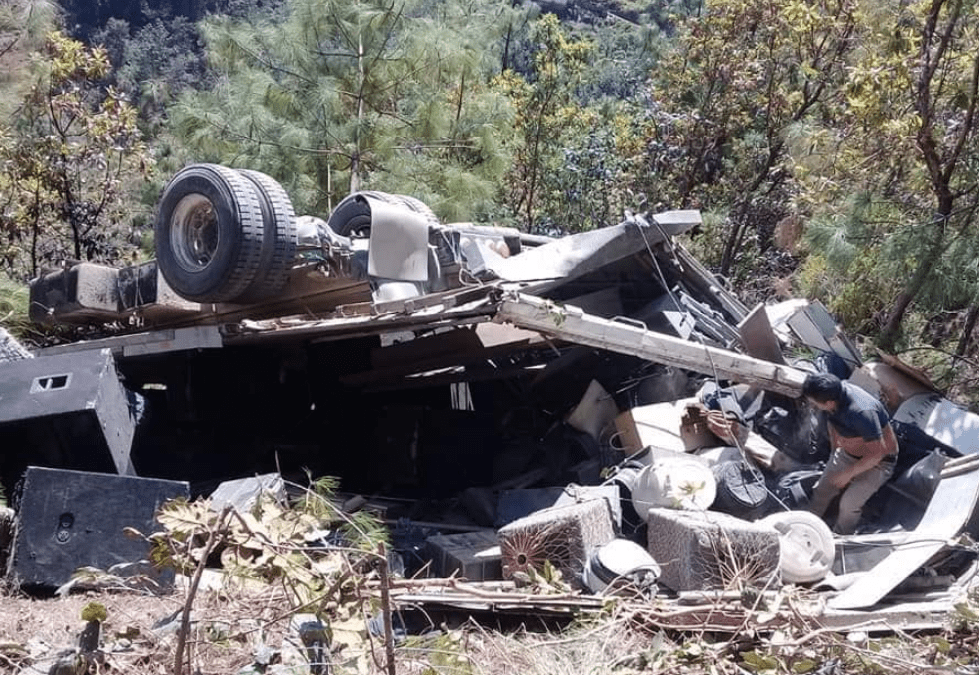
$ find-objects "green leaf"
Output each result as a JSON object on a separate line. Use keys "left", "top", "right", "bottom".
{"left": 741, "top": 650, "right": 779, "bottom": 672}
{"left": 81, "top": 602, "right": 107, "bottom": 623}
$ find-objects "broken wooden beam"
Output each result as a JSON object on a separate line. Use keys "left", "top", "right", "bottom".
{"left": 495, "top": 293, "right": 807, "bottom": 398}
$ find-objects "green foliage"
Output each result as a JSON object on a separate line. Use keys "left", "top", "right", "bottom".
{"left": 80, "top": 602, "right": 107, "bottom": 623}
{"left": 950, "top": 586, "right": 979, "bottom": 633}
{"left": 576, "top": 17, "right": 664, "bottom": 103}
{"left": 829, "top": 248, "right": 890, "bottom": 336}
{"left": 60, "top": 0, "right": 286, "bottom": 44}
{"left": 796, "top": 254, "right": 833, "bottom": 305}
{"left": 646, "top": 0, "right": 860, "bottom": 272}
{"left": 0, "top": 32, "right": 152, "bottom": 280}
{"left": 536, "top": 113, "right": 625, "bottom": 231}
{"left": 788, "top": 0, "right": 979, "bottom": 348}
{"left": 149, "top": 477, "right": 385, "bottom": 608}
{"left": 0, "top": 274, "right": 31, "bottom": 339}
{"left": 679, "top": 210, "right": 728, "bottom": 267}
{"left": 797, "top": 245, "right": 889, "bottom": 338}
{"left": 495, "top": 14, "right": 598, "bottom": 232}
{"left": 299, "top": 474, "right": 388, "bottom": 554}
{"left": 169, "top": 0, "right": 516, "bottom": 220}
{"left": 93, "top": 17, "right": 210, "bottom": 136}
{"left": 0, "top": 1, "right": 60, "bottom": 118}
{"left": 740, "top": 649, "right": 780, "bottom": 673}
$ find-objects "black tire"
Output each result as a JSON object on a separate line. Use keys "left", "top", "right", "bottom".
{"left": 326, "top": 191, "right": 438, "bottom": 238}
{"left": 235, "top": 169, "right": 298, "bottom": 303}
{"left": 155, "top": 164, "right": 265, "bottom": 303}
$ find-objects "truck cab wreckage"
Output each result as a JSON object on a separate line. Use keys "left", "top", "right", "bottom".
{"left": 3, "top": 163, "right": 979, "bottom": 632}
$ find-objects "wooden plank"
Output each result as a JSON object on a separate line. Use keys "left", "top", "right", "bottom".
{"left": 828, "top": 466, "right": 979, "bottom": 609}
{"left": 225, "top": 309, "right": 497, "bottom": 347}
{"left": 876, "top": 350, "right": 940, "bottom": 393}
{"left": 121, "top": 326, "right": 224, "bottom": 357}
{"left": 369, "top": 327, "right": 484, "bottom": 370}
{"left": 496, "top": 293, "right": 807, "bottom": 398}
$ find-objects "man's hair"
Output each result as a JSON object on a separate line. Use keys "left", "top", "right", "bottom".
{"left": 802, "top": 372, "right": 843, "bottom": 403}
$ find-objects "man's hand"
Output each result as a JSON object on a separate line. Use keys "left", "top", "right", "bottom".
{"left": 829, "top": 470, "right": 852, "bottom": 489}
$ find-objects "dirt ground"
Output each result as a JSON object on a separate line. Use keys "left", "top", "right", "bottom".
{"left": 0, "top": 588, "right": 182, "bottom": 673}
{"left": 5, "top": 579, "right": 979, "bottom": 675}
{"left": 0, "top": 581, "right": 309, "bottom": 674}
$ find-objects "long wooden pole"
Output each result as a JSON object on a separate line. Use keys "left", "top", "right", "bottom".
{"left": 496, "top": 293, "right": 807, "bottom": 398}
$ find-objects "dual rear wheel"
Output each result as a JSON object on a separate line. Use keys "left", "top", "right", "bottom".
{"left": 155, "top": 164, "right": 297, "bottom": 303}
{"left": 156, "top": 164, "right": 435, "bottom": 302}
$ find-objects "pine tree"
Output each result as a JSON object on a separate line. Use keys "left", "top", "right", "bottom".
{"left": 789, "top": 0, "right": 979, "bottom": 351}
{"left": 169, "top": 0, "right": 515, "bottom": 220}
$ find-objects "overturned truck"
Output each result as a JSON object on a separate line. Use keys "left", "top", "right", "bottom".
{"left": 5, "top": 163, "right": 979, "bottom": 621}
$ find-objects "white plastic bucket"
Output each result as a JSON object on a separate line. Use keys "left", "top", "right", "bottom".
{"left": 582, "top": 538, "right": 661, "bottom": 594}
{"left": 631, "top": 457, "right": 716, "bottom": 517}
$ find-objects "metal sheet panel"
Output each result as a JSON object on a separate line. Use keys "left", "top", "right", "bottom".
{"left": 367, "top": 199, "right": 431, "bottom": 281}
{"left": 894, "top": 393, "right": 979, "bottom": 453}
{"left": 0, "top": 349, "right": 119, "bottom": 422}
{"left": 0, "top": 349, "right": 137, "bottom": 476}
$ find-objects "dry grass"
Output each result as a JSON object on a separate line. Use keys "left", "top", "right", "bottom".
{"left": 4, "top": 579, "right": 979, "bottom": 675}
{"left": 461, "top": 612, "right": 652, "bottom": 675}
{"left": 0, "top": 586, "right": 181, "bottom": 673}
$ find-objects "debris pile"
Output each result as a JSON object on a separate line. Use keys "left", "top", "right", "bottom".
{"left": 3, "top": 180, "right": 979, "bottom": 670}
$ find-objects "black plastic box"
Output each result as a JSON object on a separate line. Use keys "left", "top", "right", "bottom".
{"left": 6, "top": 466, "right": 189, "bottom": 589}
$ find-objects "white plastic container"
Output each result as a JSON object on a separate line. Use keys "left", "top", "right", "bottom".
{"left": 695, "top": 445, "right": 743, "bottom": 466}
{"left": 760, "top": 510, "right": 835, "bottom": 584}
{"left": 582, "top": 538, "right": 661, "bottom": 594}
{"left": 631, "top": 457, "right": 717, "bottom": 517}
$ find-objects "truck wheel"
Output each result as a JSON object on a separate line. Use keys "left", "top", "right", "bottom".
{"left": 156, "top": 164, "right": 265, "bottom": 303}
{"left": 235, "top": 169, "right": 298, "bottom": 302}
{"left": 327, "top": 191, "right": 438, "bottom": 238}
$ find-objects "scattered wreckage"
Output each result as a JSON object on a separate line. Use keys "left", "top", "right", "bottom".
{"left": 2, "top": 163, "right": 979, "bottom": 636}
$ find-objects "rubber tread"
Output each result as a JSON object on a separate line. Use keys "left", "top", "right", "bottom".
{"left": 326, "top": 191, "right": 438, "bottom": 238}
{"left": 236, "top": 169, "right": 298, "bottom": 302}
{"left": 155, "top": 163, "right": 265, "bottom": 303}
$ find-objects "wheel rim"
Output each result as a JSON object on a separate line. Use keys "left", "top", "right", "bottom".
{"left": 170, "top": 193, "right": 220, "bottom": 272}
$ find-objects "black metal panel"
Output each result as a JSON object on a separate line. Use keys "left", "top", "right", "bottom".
{"left": 6, "top": 466, "right": 189, "bottom": 588}
{"left": 0, "top": 349, "right": 138, "bottom": 486}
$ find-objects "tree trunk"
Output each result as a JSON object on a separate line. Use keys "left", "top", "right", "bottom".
{"left": 718, "top": 144, "right": 782, "bottom": 276}
{"left": 956, "top": 304, "right": 979, "bottom": 357}
{"left": 351, "top": 32, "right": 364, "bottom": 195}
{"left": 720, "top": 217, "right": 747, "bottom": 276}
{"left": 878, "top": 229, "right": 946, "bottom": 351}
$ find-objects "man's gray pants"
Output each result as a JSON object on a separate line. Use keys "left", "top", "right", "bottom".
{"left": 809, "top": 448, "right": 895, "bottom": 535}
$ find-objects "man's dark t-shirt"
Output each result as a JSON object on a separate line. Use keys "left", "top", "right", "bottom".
{"left": 826, "top": 381, "right": 889, "bottom": 441}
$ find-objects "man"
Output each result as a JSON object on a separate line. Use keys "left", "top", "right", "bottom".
{"left": 802, "top": 372, "right": 899, "bottom": 535}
